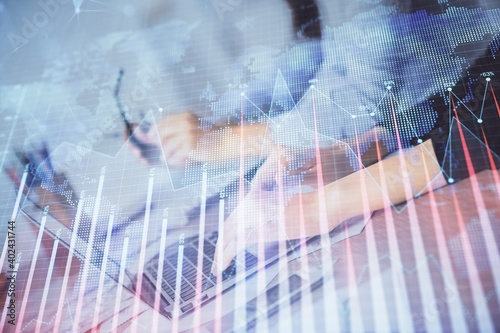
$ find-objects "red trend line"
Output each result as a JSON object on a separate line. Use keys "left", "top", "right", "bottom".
{"left": 311, "top": 92, "right": 330, "bottom": 240}
{"left": 450, "top": 92, "right": 500, "bottom": 313}
{"left": 353, "top": 122, "right": 389, "bottom": 331}
{"left": 480, "top": 128, "right": 500, "bottom": 199}
{"left": 371, "top": 120, "right": 413, "bottom": 332}
{"left": 311, "top": 89, "right": 341, "bottom": 331}
{"left": 390, "top": 91, "right": 443, "bottom": 332}
{"left": 421, "top": 153, "right": 468, "bottom": 331}
{"left": 450, "top": 187, "right": 493, "bottom": 332}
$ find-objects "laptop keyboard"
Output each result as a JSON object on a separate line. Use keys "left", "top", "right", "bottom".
{"left": 146, "top": 231, "right": 259, "bottom": 304}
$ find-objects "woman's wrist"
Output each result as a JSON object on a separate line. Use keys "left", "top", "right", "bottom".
{"left": 324, "top": 181, "right": 355, "bottom": 230}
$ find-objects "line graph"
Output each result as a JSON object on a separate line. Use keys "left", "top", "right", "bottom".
{"left": 2, "top": 65, "right": 500, "bottom": 333}
{"left": 11, "top": 70, "right": 500, "bottom": 222}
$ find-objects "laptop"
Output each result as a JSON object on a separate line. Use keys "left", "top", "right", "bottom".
{"left": 20, "top": 199, "right": 369, "bottom": 323}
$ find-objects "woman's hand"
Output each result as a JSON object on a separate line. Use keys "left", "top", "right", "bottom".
{"left": 125, "top": 112, "right": 272, "bottom": 167}
{"left": 211, "top": 184, "right": 349, "bottom": 274}
{"left": 123, "top": 112, "right": 207, "bottom": 167}
{"left": 287, "top": 143, "right": 352, "bottom": 186}
{"left": 211, "top": 149, "right": 347, "bottom": 275}
{"left": 288, "top": 126, "right": 391, "bottom": 187}
{"left": 153, "top": 112, "right": 205, "bottom": 167}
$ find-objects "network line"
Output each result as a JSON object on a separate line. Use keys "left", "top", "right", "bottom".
{"left": 7, "top": 70, "right": 500, "bottom": 332}
{"left": 15, "top": 76, "right": 500, "bottom": 231}
{"left": 198, "top": 78, "right": 500, "bottom": 288}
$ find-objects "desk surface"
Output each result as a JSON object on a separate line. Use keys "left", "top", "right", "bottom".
{"left": 1, "top": 170, "right": 499, "bottom": 332}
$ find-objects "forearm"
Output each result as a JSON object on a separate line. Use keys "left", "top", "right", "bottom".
{"left": 324, "top": 139, "right": 446, "bottom": 227}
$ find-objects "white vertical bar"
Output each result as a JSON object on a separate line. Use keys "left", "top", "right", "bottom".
{"left": 0, "top": 262, "right": 20, "bottom": 329}
{"left": 111, "top": 236, "right": 129, "bottom": 333}
{"left": 0, "top": 165, "right": 29, "bottom": 272}
{"left": 91, "top": 211, "right": 116, "bottom": 331}
{"left": 390, "top": 92, "right": 441, "bottom": 333}
{"left": 275, "top": 148, "right": 292, "bottom": 333}
{"left": 422, "top": 158, "right": 467, "bottom": 333}
{"left": 365, "top": 222, "right": 390, "bottom": 332}
{"left": 378, "top": 171, "right": 413, "bottom": 332}
{"left": 407, "top": 203, "right": 443, "bottom": 333}
{"left": 193, "top": 164, "right": 208, "bottom": 333}
{"left": 451, "top": 190, "right": 493, "bottom": 332}
{"left": 310, "top": 89, "right": 341, "bottom": 332}
{"left": 352, "top": 122, "right": 389, "bottom": 332}
{"left": 73, "top": 167, "right": 106, "bottom": 332}
{"left": 249, "top": 189, "right": 271, "bottom": 333}
{"left": 214, "top": 196, "right": 225, "bottom": 333}
{"left": 152, "top": 213, "right": 169, "bottom": 333}
{"left": 233, "top": 96, "right": 248, "bottom": 332}
{"left": 15, "top": 211, "right": 48, "bottom": 333}
{"left": 171, "top": 237, "right": 185, "bottom": 333}
{"left": 34, "top": 231, "right": 60, "bottom": 333}
{"left": 295, "top": 187, "right": 315, "bottom": 333}
{"left": 474, "top": 196, "right": 500, "bottom": 320}
{"left": 53, "top": 192, "right": 85, "bottom": 333}
{"left": 130, "top": 168, "right": 155, "bottom": 333}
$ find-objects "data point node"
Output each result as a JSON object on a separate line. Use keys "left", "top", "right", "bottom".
{"left": 369, "top": 112, "right": 375, "bottom": 117}
{"left": 477, "top": 119, "right": 483, "bottom": 123}
{"left": 159, "top": 107, "right": 163, "bottom": 112}
{"left": 240, "top": 92, "right": 245, "bottom": 96}
{"left": 351, "top": 115, "right": 357, "bottom": 119}
{"left": 386, "top": 85, "right": 392, "bottom": 90}
{"left": 417, "top": 139, "right": 423, "bottom": 144}
{"left": 447, "top": 87, "right": 452, "bottom": 91}
{"left": 486, "top": 77, "right": 491, "bottom": 82}
{"left": 75, "top": 7, "right": 81, "bottom": 14}
{"left": 310, "top": 84, "right": 315, "bottom": 89}
{"left": 448, "top": 178, "right": 454, "bottom": 183}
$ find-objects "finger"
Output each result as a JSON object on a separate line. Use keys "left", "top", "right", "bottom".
{"left": 291, "top": 159, "right": 316, "bottom": 174}
{"left": 131, "top": 130, "right": 154, "bottom": 146}
{"left": 126, "top": 139, "right": 151, "bottom": 164}
{"left": 168, "top": 146, "right": 192, "bottom": 163}
{"left": 150, "top": 124, "right": 182, "bottom": 142}
{"left": 212, "top": 217, "right": 237, "bottom": 276}
{"left": 250, "top": 151, "right": 280, "bottom": 192}
{"left": 212, "top": 237, "right": 236, "bottom": 276}
{"left": 220, "top": 239, "right": 237, "bottom": 272}
{"left": 212, "top": 239, "right": 222, "bottom": 276}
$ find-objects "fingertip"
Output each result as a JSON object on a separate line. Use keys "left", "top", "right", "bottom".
{"left": 211, "top": 262, "right": 217, "bottom": 276}
{"left": 222, "top": 239, "right": 236, "bottom": 271}
{"left": 212, "top": 241, "right": 223, "bottom": 276}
